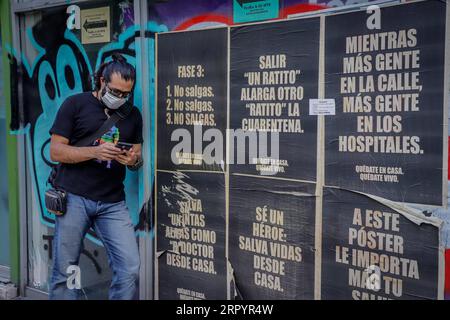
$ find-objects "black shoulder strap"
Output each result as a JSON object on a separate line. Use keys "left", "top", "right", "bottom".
{"left": 48, "top": 103, "right": 133, "bottom": 188}
{"left": 74, "top": 102, "right": 133, "bottom": 147}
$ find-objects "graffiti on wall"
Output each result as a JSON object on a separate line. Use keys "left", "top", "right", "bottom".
{"left": 6, "top": 3, "right": 166, "bottom": 293}
{"left": 8, "top": 7, "right": 167, "bottom": 242}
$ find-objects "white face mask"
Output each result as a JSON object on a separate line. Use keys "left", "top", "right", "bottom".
{"left": 101, "top": 91, "right": 127, "bottom": 110}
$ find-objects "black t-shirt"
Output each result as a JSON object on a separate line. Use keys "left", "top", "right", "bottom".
{"left": 49, "top": 92, "right": 143, "bottom": 203}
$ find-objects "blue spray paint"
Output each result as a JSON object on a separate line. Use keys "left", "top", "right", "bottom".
{"left": 7, "top": 21, "right": 167, "bottom": 244}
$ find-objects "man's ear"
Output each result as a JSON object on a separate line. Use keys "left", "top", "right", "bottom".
{"left": 100, "top": 77, "right": 106, "bottom": 87}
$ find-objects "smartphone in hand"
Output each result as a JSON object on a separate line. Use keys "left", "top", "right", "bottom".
{"left": 116, "top": 142, "right": 133, "bottom": 152}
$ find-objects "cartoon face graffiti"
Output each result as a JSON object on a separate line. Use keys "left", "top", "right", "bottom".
{"left": 10, "top": 8, "right": 167, "bottom": 244}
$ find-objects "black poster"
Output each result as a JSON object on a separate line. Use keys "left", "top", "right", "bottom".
{"left": 324, "top": 0, "right": 447, "bottom": 205}
{"left": 229, "top": 175, "right": 316, "bottom": 299}
{"left": 321, "top": 187, "right": 441, "bottom": 300}
{"left": 157, "top": 28, "right": 228, "bottom": 172}
{"left": 230, "top": 18, "right": 320, "bottom": 181}
{"left": 156, "top": 171, "right": 227, "bottom": 300}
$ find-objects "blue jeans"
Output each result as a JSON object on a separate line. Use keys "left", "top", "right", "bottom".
{"left": 49, "top": 192, "right": 140, "bottom": 300}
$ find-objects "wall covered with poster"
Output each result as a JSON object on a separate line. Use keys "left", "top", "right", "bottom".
{"left": 155, "top": 0, "right": 449, "bottom": 300}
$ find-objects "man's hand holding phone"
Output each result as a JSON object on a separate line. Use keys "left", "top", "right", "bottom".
{"left": 115, "top": 142, "right": 138, "bottom": 166}
{"left": 94, "top": 142, "right": 123, "bottom": 161}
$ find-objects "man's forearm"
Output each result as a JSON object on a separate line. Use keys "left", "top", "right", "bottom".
{"left": 51, "top": 143, "right": 97, "bottom": 164}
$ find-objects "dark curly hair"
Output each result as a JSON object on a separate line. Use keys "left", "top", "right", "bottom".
{"left": 93, "top": 53, "right": 136, "bottom": 91}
